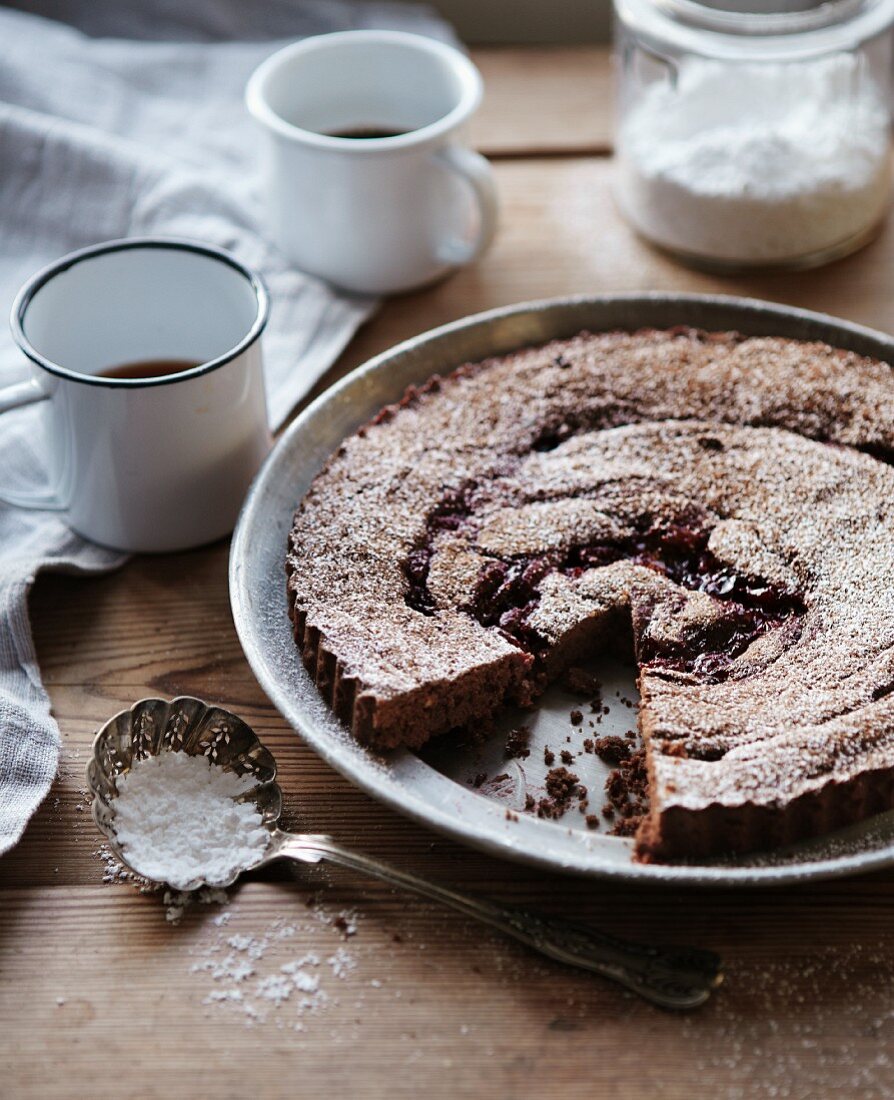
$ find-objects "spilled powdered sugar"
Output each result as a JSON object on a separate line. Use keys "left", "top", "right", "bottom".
{"left": 96, "top": 842, "right": 132, "bottom": 884}
{"left": 163, "top": 887, "right": 230, "bottom": 923}
{"left": 189, "top": 901, "right": 364, "bottom": 1029}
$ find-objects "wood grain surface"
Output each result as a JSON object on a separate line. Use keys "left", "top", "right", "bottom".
{"left": 470, "top": 47, "right": 614, "bottom": 157}
{"left": 2, "top": 48, "right": 894, "bottom": 1100}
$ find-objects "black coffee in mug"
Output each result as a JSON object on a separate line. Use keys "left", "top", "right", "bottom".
{"left": 99, "top": 358, "right": 200, "bottom": 380}
{"left": 326, "top": 125, "right": 410, "bottom": 139}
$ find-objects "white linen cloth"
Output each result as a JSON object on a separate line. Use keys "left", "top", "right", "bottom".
{"left": 0, "top": 0, "right": 451, "bottom": 855}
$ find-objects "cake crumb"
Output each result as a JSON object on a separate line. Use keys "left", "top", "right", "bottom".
{"left": 504, "top": 725, "right": 531, "bottom": 760}
{"left": 592, "top": 736, "right": 633, "bottom": 765}
{"left": 546, "top": 767, "right": 579, "bottom": 802}
{"left": 605, "top": 749, "right": 650, "bottom": 836}
{"left": 562, "top": 667, "right": 602, "bottom": 696}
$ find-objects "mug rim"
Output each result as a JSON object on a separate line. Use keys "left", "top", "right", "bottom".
{"left": 10, "top": 237, "right": 270, "bottom": 389}
{"left": 245, "top": 29, "right": 483, "bottom": 153}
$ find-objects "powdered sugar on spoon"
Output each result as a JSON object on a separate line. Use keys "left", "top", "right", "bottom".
{"left": 112, "top": 751, "right": 270, "bottom": 891}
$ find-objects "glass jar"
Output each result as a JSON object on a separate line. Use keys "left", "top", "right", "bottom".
{"left": 613, "top": 0, "right": 894, "bottom": 270}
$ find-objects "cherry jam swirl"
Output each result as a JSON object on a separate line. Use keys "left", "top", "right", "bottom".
{"left": 404, "top": 504, "right": 805, "bottom": 682}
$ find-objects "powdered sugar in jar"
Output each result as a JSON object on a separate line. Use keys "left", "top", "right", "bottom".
{"left": 614, "top": 0, "right": 894, "bottom": 270}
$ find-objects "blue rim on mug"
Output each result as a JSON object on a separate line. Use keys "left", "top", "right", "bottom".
{"left": 10, "top": 237, "right": 270, "bottom": 390}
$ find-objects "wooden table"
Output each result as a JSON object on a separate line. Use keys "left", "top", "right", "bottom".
{"left": 3, "top": 48, "right": 894, "bottom": 1100}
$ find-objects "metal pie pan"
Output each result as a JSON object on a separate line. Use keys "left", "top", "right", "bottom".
{"left": 230, "top": 292, "right": 894, "bottom": 885}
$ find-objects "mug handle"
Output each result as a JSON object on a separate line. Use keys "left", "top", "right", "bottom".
{"left": 435, "top": 146, "right": 499, "bottom": 266}
{"left": 0, "top": 379, "right": 64, "bottom": 511}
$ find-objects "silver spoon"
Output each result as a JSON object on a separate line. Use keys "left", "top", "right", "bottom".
{"left": 87, "top": 696, "right": 723, "bottom": 1010}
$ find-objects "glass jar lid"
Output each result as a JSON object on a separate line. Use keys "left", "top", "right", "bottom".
{"left": 616, "top": 0, "right": 894, "bottom": 58}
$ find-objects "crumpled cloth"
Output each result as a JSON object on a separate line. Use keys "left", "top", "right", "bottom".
{"left": 0, "top": 0, "right": 451, "bottom": 856}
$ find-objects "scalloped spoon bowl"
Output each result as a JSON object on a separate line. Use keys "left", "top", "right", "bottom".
{"left": 87, "top": 696, "right": 723, "bottom": 1010}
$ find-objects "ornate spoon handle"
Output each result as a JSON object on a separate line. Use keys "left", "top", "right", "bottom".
{"left": 270, "top": 831, "right": 723, "bottom": 1010}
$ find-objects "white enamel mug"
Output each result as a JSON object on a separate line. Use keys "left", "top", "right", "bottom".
{"left": 4, "top": 238, "right": 272, "bottom": 553}
{"left": 246, "top": 30, "right": 498, "bottom": 295}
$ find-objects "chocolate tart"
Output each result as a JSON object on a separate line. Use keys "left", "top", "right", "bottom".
{"left": 286, "top": 328, "right": 894, "bottom": 861}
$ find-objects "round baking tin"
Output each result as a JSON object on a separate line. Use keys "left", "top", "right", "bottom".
{"left": 230, "top": 293, "right": 894, "bottom": 885}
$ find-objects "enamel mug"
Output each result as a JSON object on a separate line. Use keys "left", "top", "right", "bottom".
{"left": 246, "top": 30, "right": 498, "bottom": 295}
{"left": 3, "top": 238, "right": 271, "bottom": 553}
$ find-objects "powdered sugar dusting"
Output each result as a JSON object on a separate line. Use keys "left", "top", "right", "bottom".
{"left": 188, "top": 899, "right": 367, "bottom": 1030}
{"left": 95, "top": 842, "right": 132, "bottom": 885}
{"left": 683, "top": 944, "right": 894, "bottom": 1097}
